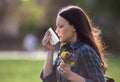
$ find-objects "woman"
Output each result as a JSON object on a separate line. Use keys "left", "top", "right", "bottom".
{"left": 40, "top": 5, "right": 107, "bottom": 82}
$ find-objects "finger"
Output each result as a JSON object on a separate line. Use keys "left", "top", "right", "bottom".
{"left": 61, "top": 60, "right": 65, "bottom": 64}
{"left": 60, "top": 61, "right": 66, "bottom": 67}
{"left": 44, "top": 30, "right": 51, "bottom": 37}
{"left": 45, "top": 30, "right": 52, "bottom": 38}
{"left": 43, "top": 32, "right": 51, "bottom": 41}
{"left": 43, "top": 35, "right": 51, "bottom": 43}
{"left": 57, "top": 66, "right": 65, "bottom": 75}
{"left": 60, "top": 70, "right": 65, "bottom": 75}
{"left": 45, "top": 29, "right": 50, "bottom": 34}
{"left": 42, "top": 38, "right": 50, "bottom": 46}
{"left": 60, "top": 63, "right": 71, "bottom": 72}
{"left": 59, "top": 63, "right": 70, "bottom": 72}
{"left": 42, "top": 33, "right": 51, "bottom": 45}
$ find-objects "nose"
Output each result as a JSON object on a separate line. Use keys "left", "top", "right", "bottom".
{"left": 55, "top": 27, "right": 59, "bottom": 35}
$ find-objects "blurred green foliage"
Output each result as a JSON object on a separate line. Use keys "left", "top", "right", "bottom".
{"left": 20, "top": 0, "right": 44, "bottom": 22}
{"left": 19, "top": 0, "right": 46, "bottom": 35}
{"left": 19, "top": 0, "right": 120, "bottom": 52}
{"left": 1, "top": 0, "right": 120, "bottom": 52}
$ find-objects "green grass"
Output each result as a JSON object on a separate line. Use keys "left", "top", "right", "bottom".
{"left": 0, "top": 60, "right": 44, "bottom": 82}
{"left": 0, "top": 56, "right": 120, "bottom": 82}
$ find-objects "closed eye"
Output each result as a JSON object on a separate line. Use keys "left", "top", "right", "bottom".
{"left": 59, "top": 25, "right": 63, "bottom": 28}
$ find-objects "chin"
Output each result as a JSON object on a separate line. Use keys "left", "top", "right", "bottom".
{"left": 60, "top": 40, "right": 63, "bottom": 43}
{"left": 60, "top": 39, "right": 67, "bottom": 43}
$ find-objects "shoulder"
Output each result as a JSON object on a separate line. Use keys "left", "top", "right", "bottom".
{"left": 80, "top": 43, "right": 95, "bottom": 52}
{"left": 79, "top": 43, "right": 99, "bottom": 59}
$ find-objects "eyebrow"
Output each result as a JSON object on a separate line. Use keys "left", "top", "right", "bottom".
{"left": 56, "top": 22, "right": 61, "bottom": 26}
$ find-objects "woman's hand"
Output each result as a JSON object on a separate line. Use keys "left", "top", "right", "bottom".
{"left": 42, "top": 30, "right": 55, "bottom": 51}
{"left": 58, "top": 60, "right": 85, "bottom": 82}
{"left": 58, "top": 60, "right": 73, "bottom": 79}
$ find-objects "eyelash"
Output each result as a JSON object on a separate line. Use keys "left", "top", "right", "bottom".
{"left": 59, "top": 25, "right": 63, "bottom": 28}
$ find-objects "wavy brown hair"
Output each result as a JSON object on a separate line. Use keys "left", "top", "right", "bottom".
{"left": 58, "top": 5, "right": 107, "bottom": 72}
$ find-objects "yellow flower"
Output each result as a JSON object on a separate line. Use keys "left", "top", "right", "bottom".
{"left": 60, "top": 51, "right": 75, "bottom": 67}
{"left": 61, "top": 52, "right": 67, "bottom": 57}
{"left": 70, "top": 61, "right": 75, "bottom": 67}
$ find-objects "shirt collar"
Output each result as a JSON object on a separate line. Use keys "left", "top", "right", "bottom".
{"left": 69, "top": 40, "right": 83, "bottom": 49}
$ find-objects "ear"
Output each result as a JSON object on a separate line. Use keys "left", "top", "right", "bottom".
{"left": 72, "top": 26, "right": 76, "bottom": 32}
{"left": 73, "top": 28, "right": 76, "bottom": 32}
{"left": 71, "top": 25, "right": 76, "bottom": 32}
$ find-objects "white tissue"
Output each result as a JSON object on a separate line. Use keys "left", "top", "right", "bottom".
{"left": 49, "top": 28, "right": 59, "bottom": 45}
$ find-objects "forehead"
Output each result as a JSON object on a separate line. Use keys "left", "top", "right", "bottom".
{"left": 56, "top": 15, "right": 68, "bottom": 25}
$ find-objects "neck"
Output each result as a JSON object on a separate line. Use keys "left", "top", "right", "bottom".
{"left": 67, "top": 33, "right": 78, "bottom": 43}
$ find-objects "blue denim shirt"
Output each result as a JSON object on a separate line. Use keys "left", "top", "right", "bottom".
{"left": 40, "top": 40, "right": 106, "bottom": 82}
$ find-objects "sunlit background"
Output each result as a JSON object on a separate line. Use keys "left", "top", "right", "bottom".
{"left": 0, "top": 0, "right": 120, "bottom": 82}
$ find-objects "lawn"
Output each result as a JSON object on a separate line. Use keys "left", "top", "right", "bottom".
{"left": 0, "top": 56, "right": 120, "bottom": 82}
{"left": 0, "top": 60, "right": 44, "bottom": 82}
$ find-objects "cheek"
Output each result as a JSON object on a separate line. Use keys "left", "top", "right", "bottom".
{"left": 60, "top": 30, "right": 66, "bottom": 38}
{"left": 61, "top": 29, "right": 73, "bottom": 39}
{"left": 58, "top": 29, "right": 67, "bottom": 41}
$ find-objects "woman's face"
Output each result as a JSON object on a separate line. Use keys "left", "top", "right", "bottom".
{"left": 55, "top": 15, "right": 77, "bottom": 43}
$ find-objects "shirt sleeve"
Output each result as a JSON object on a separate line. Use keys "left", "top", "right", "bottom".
{"left": 40, "top": 68, "right": 57, "bottom": 82}
{"left": 80, "top": 45, "right": 106, "bottom": 82}
{"left": 40, "top": 57, "right": 58, "bottom": 82}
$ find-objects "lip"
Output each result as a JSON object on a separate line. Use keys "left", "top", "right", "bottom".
{"left": 58, "top": 36, "right": 61, "bottom": 39}
{"left": 58, "top": 35, "right": 60, "bottom": 37}
{"left": 58, "top": 36, "right": 61, "bottom": 38}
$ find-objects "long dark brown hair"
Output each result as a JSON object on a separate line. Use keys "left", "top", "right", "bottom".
{"left": 58, "top": 5, "right": 107, "bottom": 72}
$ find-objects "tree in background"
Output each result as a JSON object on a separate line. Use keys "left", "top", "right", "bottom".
{"left": 0, "top": 0, "right": 7, "bottom": 21}
{"left": 0, "top": 0, "right": 120, "bottom": 53}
